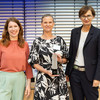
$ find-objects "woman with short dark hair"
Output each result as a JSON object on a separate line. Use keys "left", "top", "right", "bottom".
{"left": 65, "top": 5, "right": 100, "bottom": 100}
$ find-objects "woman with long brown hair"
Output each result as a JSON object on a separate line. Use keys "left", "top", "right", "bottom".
{"left": 0, "top": 17, "right": 33, "bottom": 100}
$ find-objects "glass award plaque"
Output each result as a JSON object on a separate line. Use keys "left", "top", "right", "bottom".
{"left": 51, "top": 53, "right": 57, "bottom": 75}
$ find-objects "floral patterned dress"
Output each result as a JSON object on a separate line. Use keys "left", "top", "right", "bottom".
{"left": 28, "top": 36, "right": 69, "bottom": 100}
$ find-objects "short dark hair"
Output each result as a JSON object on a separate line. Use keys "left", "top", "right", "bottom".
{"left": 79, "top": 5, "right": 95, "bottom": 18}
{"left": 41, "top": 14, "right": 54, "bottom": 23}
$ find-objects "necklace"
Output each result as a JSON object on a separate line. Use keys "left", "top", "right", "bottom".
{"left": 42, "top": 34, "right": 55, "bottom": 40}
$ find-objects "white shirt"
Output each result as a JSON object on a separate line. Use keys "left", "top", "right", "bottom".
{"left": 74, "top": 31, "right": 88, "bottom": 66}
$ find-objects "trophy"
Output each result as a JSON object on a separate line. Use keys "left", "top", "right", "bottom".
{"left": 51, "top": 53, "right": 58, "bottom": 75}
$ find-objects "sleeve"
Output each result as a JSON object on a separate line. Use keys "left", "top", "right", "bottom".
{"left": 65, "top": 29, "right": 74, "bottom": 75}
{"left": 61, "top": 37, "right": 69, "bottom": 59}
{"left": 28, "top": 39, "right": 39, "bottom": 67}
{"left": 0, "top": 44, "right": 1, "bottom": 67}
{"left": 94, "top": 30, "right": 100, "bottom": 80}
{"left": 25, "top": 42, "right": 33, "bottom": 79}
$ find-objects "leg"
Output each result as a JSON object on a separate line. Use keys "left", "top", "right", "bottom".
{"left": 0, "top": 72, "right": 12, "bottom": 100}
{"left": 81, "top": 72, "right": 98, "bottom": 100}
{"left": 11, "top": 72, "right": 26, "bottom": 100}
{"left": 70, "top": 69, "right": 84, "bottom": 100}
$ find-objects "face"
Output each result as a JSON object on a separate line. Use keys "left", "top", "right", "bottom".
{"left": 41, "top": 16, "right": 54, "bottom": 33}
{"left": 8, "top": 21, "right": 20, "bottom": 40}
{"left": 80, "top": 10, "right": 94, "bottom": 26}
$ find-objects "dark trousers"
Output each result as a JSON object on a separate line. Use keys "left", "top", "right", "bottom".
{"left": 69, "top": 69, "right": 98, "bottom": 100}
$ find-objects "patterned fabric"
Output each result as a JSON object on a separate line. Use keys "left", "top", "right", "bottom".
{"left": 28, "top": 36, "right": 69, "bottom": 100}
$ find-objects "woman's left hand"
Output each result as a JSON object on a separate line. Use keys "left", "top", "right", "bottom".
{"left": 56, "top": 53, "right": 62, "bottom": 63}
{"left": 25, "top": 84, "right": 31, "bottom": 97}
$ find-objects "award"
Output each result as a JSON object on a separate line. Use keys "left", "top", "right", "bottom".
{"left": 51, "top": 53, "right": 58, "bottom": 75}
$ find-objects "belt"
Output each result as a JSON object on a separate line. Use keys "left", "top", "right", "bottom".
{"left": 74, "top": 65, "right": 85, "bottom": 71}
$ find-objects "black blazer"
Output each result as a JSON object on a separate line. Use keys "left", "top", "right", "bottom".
{"left": 65, "top": 25, "right": 100, "bottom": 81}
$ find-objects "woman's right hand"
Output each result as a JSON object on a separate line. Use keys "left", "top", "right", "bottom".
{"left": 47, "top": 70, "right": 59, "bottom": 77}
{"left": 34, "top": 64, "right": 59, "bottom": 77}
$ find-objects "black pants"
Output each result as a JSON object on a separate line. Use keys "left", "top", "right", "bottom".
{"left": 70, "top": 69, "right": 98, "bottom": 100}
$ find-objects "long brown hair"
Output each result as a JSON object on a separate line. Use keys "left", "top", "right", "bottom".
{"left": 0, "top": 17, "right": 25, "bottom": 48}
